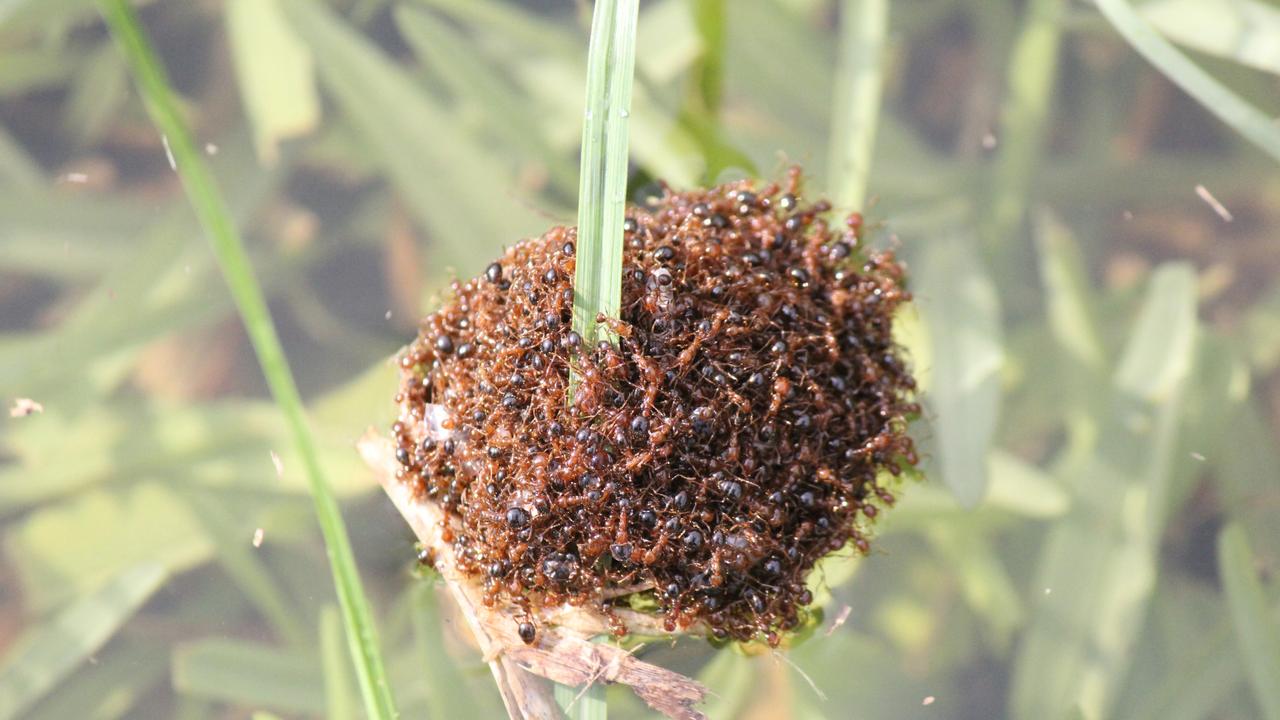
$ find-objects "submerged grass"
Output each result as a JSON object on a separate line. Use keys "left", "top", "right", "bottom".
{"left": 1096, "top": 0, "right": 1280, "bottom": 163}
{"left": 95, "top": 2, "right": 396, "bottom": 718}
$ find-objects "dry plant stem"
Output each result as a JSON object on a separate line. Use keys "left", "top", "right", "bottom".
{"left": 360, "top": 431, "right": 708, "bottom": 720}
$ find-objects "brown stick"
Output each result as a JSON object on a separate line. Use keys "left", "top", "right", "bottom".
{"left": 359, "top": 430, "right": 708, "bottom": 720}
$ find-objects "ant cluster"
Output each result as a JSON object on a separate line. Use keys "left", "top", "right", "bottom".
{"left": 392, "top": 169, "right": 919, "bottom": 646}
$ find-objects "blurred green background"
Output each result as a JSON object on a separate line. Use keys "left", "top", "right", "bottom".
{"left": 2, "top": 0, "right": 1279, "bottom": 718}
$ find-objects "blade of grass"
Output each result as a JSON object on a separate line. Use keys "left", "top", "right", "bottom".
{"left": 392, "top": 4, "right": 577, "bottom": 195}
{"left": 7, "top": 482, "right": 211, "bottom": 613}
{"left": 0, "top": 564, "right": 167, "bottom": 720}
{"left": 62, "top": 40, "right": 129, "bottom": 148}
{"left": 24, "top": 639, "right": 168, "bottom": 720}
{"left": 182, "top": 487, "right": 311, "bottom": 648}
{"left": 1131, "top": 621, "right": 1245, "bottom": 720}
{"left": 1218, "top": 523, "right": 1280, "bottom": 720}
{"left": 224, "top": 0, "right": 319, "bottom": 164}
{"left": 676, "top": 0, "right": 756, "bottom": 181}
{"left": 1033, "top": 210, "right": 1105, "bottom": 372}
{"left": 96, "top": 3, "right": 397, "bottom": 718}
{"left": 320, "top": 606, "right": 359, "bottom": 720}
{"left": 573, "top": 0, "right": 638, "bottom": 351}
{"left": 1095, "top": 0, "right": 1280, "bottom": 163}
{"left": 172, "top": 639, "right": 325, "bottom": 716}
{"left": 409, "top": 582, "right": 502, "bottom": 719}
{"left": 1010, "top": 264, "right": 1198, "bottom": 720}
{"left": 925, "top": 524, "right": 1024, "bottom": 647}
{"left": 983, "top": 0, "right": 1065, "bottom": 252}
{"left": 561, "top": 5, "right": 637, "bottom": 713}
{"left": 281, "top": 0, "right": 547, "bottom": 277}
{"left": 827, "top": 0, "right": 887, "bottom": 213}
{"left": 916, "top": 233, "right": 1004, "bottom": 507}
{"left": 1141, "top": 0, "right": 1280, "bottom": 77}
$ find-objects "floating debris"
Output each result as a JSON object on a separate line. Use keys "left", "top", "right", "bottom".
{"left": 161, "top": 134, "right": 177, "bottom": 171}
{"left": 1194, "top": 184, "right": 1234, "bottom": 223}
{"left": 9, "top": 398, "right": 44, "bottom": 417}
{"left": 825, "top": 604, "right": 853, "bottom": 637}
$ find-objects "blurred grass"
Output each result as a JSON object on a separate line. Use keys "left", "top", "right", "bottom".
{"left": 827, "top": 0, "right": 886, "bottom": 213}
{"left": 0, "top": 564, "right": 166, "bottom": 720}
{"left": 1219, "top": 523, "right": 1280, "bottom": 720}
{"left": 0, "top": 0, "right": 1279, "bottom": 719}
{"left": 96, "top": 1, "right": 396, "bottom": 717}
{"left": 1097, "top": 0, "right": 1280, "bottom": 162}
{"left": 572, "top": 0, "right": 638, "bottom": 350}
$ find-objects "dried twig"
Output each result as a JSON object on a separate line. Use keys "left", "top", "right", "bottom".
{"left": 359, "top": 430, "right": 709, "bottom": 720}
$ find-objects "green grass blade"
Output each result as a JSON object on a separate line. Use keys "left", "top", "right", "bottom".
{"left": 1095, "top": 0, "right": 1280, "bottom": 163}
{"left": 916, "top": 233, "right": 1004, "bottom": 507}
{"left": 984, "top": 0, "right": 1065, "bottom": 251}
{"left": 61, "top": 41, "right": 129, "bottom": 148}
{"left": 281, "top": 0, "right": 545, "bottom": 276}
{"left": 1033, "top": 210, "right": 1105, "bottom": 371}
{"left": 1218, "top": 523, "right": 1280, "bottom": 720}
{"left": 687, "top": 0, "right": 725, "bottom": 119}
{"left": 96, "top": 3, "right": 397, "bottom": 718}
{"left": 573, "top": 0, "right": 639, "bottom": 349}
{"left": 828, "top": 0, "right": 888, "bottom": 213}
{"left": 392, "top": 4, "right": 577, "bottom": 195}
{"left": 675, "top": 0, "right": 755, "bottom": 181}
{"left": 320, "top": 606, "right": 359, "bottom": 720}
{"left": 1010, "top": 264, "right": 1198, "bottom": 720}
{"left": 0, "top": 564, "right": 167, "bottom": 720}
{"left": 1130, "top": 624, "right": 1243, "bottom": 720}
{"left": 410, "top": 583, "right": 500, "bottom": 719}
{"left": 172, "top": 639, "right": 325, "bottom": 715}
{"left": 183, "top": 488, "right": 311, "bottom": 648}
{"left": 926, "top": 524, "right": 1024, "bottom": 645}
{"left": 7, "top": 482, "right": 210, "bottom": 613}
{"left": 24, "top": 640, "right": 168, "bottom": 720}
{"left": 1141, "top": 0, "right": 1280, "bottom": 77}
{"left": 224, "top": 0, "right": 320, "bottom": 163}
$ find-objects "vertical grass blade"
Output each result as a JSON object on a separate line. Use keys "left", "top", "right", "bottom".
{"left": 320, "top": 606, "right": 359, "bottom": 720}
{"left": 1010, "top": 264, "right": 1198, "bottom": 720}
{"left": 984, "top": 0, "right": 1065, "bottom": 251}
{"left": 224, "top": 0, "right": 320, "bottom": 164}
{"left": 917, "top": 233, "right": 1004, "bottom": 507}
{"left": 1218, "top": 523, "right": 1280, "bottom": 720}
{"left": 564, "top": 4, "right": 638, "bottom": 712}
{"left": 1095, "top": 0, "right": 1280, "bottom": 163}
{"left": 828, "top": 0, "right": 888, "bottom": 213}
{"left": 95, "top": 3, "right": 397, "bottom": 718}
{"left": 573, "top": 0, "right": 639, "bottom": 349}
